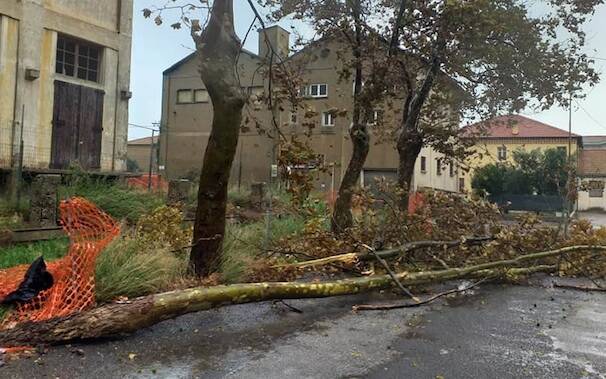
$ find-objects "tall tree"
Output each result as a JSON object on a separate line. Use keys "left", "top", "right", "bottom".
{"left": 145, "top": 0, "right": 247, "bottom": 276}
{"left": 266, "top": 0, "right": 405, "bottom": 233}
{"left": 380, "top": 0, "right": 601, "bottom": 207}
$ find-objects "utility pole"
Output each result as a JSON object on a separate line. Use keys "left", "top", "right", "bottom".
{"left": 564, "top": 90, "right": 573, "bottom": 238}
{"left": 147, "top": 128, "right": 156, "bottom": 192}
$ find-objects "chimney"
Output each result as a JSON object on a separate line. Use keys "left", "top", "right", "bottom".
{"left": 258, "top": 25, "right": 290, "bottom": 61}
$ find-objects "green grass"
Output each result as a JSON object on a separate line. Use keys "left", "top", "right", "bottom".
{"left": 0, "top": 239, "right": 69, "bottom": 321}
{"left": 0, "top": 238, "right": 69, "bottom": 270}
{"left": 60, "top": 180, "right": 165, "bottom": 224}
{"left": 0, "top": 197, "right": 27, "bottom": 230}
{"left": 220, "top": 214, "right": 306, "bottom": 283}
{"left": 94, "top": 235, "right": 186, "bottom": 303}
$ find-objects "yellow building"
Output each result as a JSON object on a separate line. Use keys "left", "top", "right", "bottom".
{"left": 460, "top": 115, "right": 581, "bottom": 192}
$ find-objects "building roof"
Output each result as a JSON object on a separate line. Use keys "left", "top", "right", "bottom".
{"left": 579, "top": 150, "right": 606, "bottom": 177}
{"left": 163, "top": 48, "right": 259, "bottom": 75}
{"left": 128, "top": 136, "right": 158, "bottom": 145}
{"left": 462, "top": 115, "right": 579, "bottom": 139}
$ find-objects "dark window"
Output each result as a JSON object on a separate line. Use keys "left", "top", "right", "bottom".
{"left": 436, "top": 159, "right": 442, "bottom": 176}
{"left": 459, "top": 178, "right": 465, "bottom": 192}
{"left": 420, "top": 156, "right": 427, "bottom": 173}
{"left": 589, "top": 188, "right": 604, "bottom": 198}
{"left": 449, "top": 162, "right": 455, "bottom": 177}
{"left": 56, "top": 35, "right": 101, "bottom": 83}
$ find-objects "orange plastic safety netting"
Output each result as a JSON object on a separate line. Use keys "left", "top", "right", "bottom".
{"left": 0, "top": 197, "right": 120, "bottom": 328}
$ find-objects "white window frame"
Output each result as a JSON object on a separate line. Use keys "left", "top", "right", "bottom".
{"left": 497, "top": 146, "right": 507, "bottom": 161}
{"left": 322, "top": 112, "right": 335, "bottom": 127}
{"left": 310, "top": 84, "right": 328, "bottom": 98}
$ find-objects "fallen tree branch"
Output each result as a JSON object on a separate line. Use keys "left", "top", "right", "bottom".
{"left": 353, "top": 276, "right": 491, "bottom": 311}
{"left": 0, "top": 246, "right": 600, "bottom": 346}
{"left": 361, "top": 243, "right": 420, "bottom": 302}
{"left": 280, "top": 236, "right": 495, "bottom": 268}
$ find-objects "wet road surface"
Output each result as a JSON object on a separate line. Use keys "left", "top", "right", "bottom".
{"left": 3, "top": 279, "right": 606, "bottom": 379}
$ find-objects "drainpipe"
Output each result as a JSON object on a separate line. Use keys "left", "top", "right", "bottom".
{"left": 10, "top": 17, "right": 21, "bottom": 167}
{"left": 111, "top": 52, "right": 120, "bottom": 172}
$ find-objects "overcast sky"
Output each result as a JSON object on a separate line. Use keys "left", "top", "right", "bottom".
{"left": 129, "top": 0, "right": 606, "bottom": 140}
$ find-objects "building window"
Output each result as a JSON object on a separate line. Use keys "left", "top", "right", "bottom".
{"left": 459, "top": 178, "right": 465, "bottom": 192}
{"left": 497, "top": 146, "right": 507, "bottom": 161}
{"left": 449, "top": 162, "right": 455, "bottom": 177}
{"left": 322, "top": 112, "right": 335, "bottom": 127}
{"left": 589, "top": 188, "right": 604, "bottom": 198}
{"left": 436, "top": 159, "right": 442, "bottom": 176}
{"left": 56, "top": 35, "right": 101, "bottom": 83}
{"left": 370, "top": 109, "right": 383, "bottom": 126}
{"left": 310, "top": 84, "right": 328, "bottom": 98}
{"left": 420, "top": 156, "right": 427, "bottom": 173}
{"left": 194, "top": 89, "right": 209, "bottom": 103}
{"left": 177, "top": 89, "right": 193, "bottom": 104}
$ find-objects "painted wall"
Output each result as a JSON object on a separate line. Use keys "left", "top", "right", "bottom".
{"left": 462, "top": 137, "right": 580, "bottom": 192}
{"left": 0, "top": 0, "right": 132, "bottom": 172}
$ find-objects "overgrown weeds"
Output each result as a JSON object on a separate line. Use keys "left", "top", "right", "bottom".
{"left": 95, "top": 234, "right": 186, "bottom": 303}
{"left": 60, "top": 172, "right": 164, "bottom": 224}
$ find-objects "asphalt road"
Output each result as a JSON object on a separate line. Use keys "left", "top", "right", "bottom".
{"left": 2, "top": 278, "right": 606, "bottom": 379}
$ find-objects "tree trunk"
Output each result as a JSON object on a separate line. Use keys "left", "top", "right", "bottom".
{"left": 2, "top": 244, "right": 603, "bottom": 346}
{"left": 332, "top": 123, "right": 369, "bottom": 233}
{"left": 331, "top": 0, "right": 369, "bottom": 234}
{"left": 396, "top": 42, "right": 444, "bottom": 210}
{"left": 190, "top": 0, "right": 246, "bottom": 276}
{"left": 397, "top": 128, "right": 423, "bottom": 208}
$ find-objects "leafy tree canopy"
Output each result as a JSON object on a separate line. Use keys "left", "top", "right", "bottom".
{"left": 472, "top": 147, "right": 569, "bottom": 196}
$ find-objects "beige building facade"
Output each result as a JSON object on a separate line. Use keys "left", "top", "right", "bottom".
{"left": 160, "top": 27, "right": 458, "bottom": 194}
{"left": 0, "top": 0, "right": 133, "bottom": 174}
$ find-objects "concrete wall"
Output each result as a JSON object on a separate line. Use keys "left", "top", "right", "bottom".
{"left": 0, "top": 0, "right": 132, "bottom": 172}
{"left": 159, "top": 50, "right": 274, "bottom": 183}
{"left": 127, "top": 143, "right": 156, "bottom": 173}
{"left": 160, "top": 34, "right": 458, "bottom": 193}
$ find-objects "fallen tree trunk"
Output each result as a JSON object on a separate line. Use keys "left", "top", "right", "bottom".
{"left": 0, "top": 245, "right": 602, "bottom": 346}
{"left": 280, "top": 236, "right": 495, "bottom": 268}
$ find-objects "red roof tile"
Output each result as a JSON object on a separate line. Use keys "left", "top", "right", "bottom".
{"left": 462, "top": 115, "right": 578, "bottom": 138}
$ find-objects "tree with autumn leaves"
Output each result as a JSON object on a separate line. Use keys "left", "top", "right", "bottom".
{"left": 146, "top": 0, "right": 601, "bottom": 276}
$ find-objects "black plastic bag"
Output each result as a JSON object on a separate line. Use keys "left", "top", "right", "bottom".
{"left": 1, "top": 256, "right": 54, "bottom": 305}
